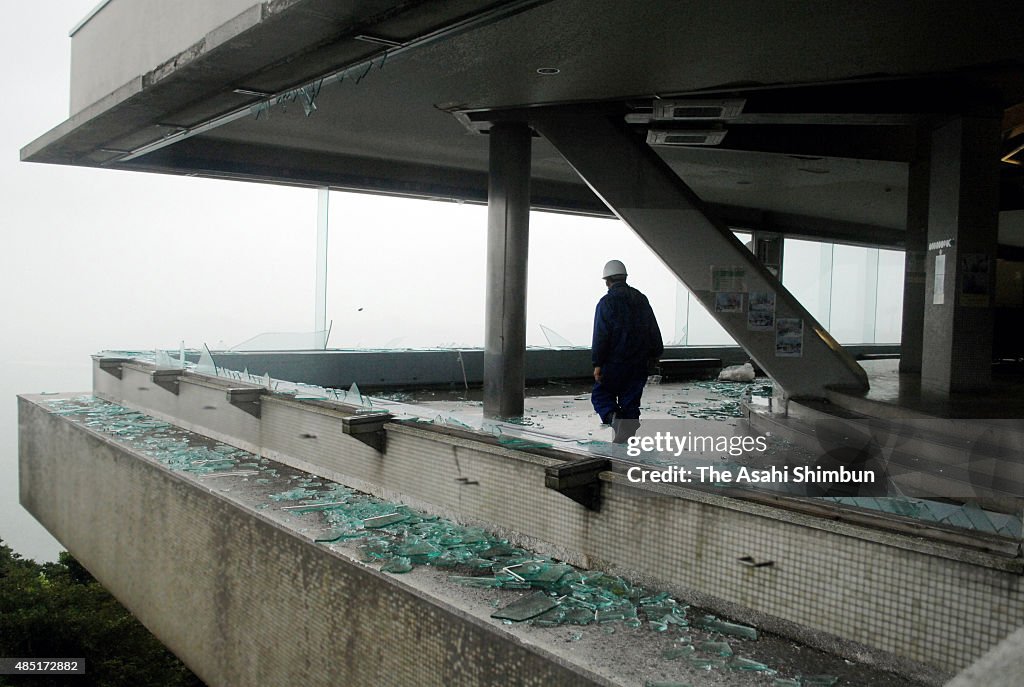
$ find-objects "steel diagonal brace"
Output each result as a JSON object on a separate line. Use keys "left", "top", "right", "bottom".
{"left": 528, "top": 111, "right": 868, "bottom": 400}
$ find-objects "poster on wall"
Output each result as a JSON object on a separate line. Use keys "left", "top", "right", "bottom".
{"left": 747, "top": 291, "right": 776, "bottom": 330}
{"left": 933, "top": 254, "right": 946, "bottom": 305}
{"left": 711, "top": 266, "right": 747, "bottom": 292}
{"left": 775, "top": 318, "right": 803, "bottom": 357}
{"left": 714, "top": 292, "right": 744, "bottom": 313}
{"left": 959, "top": 253, "right": 991, "bottom": 307}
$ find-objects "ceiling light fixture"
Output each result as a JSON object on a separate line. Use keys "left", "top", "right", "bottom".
{"left": 646, "top": 129, "right": 727, "bottom": 146}
{"left": 652, "top": 98, "right": 745, "bottom": 121}
{"left": 536, "top": 67, "right": 560, "bottom": 75}
{"left": 354, "top": 34, "right": 404, "bottom": 48}
{"left": 232, "top": 88, "right": 273, "bottom": 97}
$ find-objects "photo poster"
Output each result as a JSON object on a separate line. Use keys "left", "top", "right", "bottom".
{"left": 959, "top": 253, "right": 991, "bottom": 307}
{"left": 711, "top": 266, "right": 747, "bottom": 293}
{"left": 747, "top": 290, "right": 776, "bottom": 331}
{"left": 715, "top": 291, "right": 744, "bottom": 313}
{"left": 775, "top": 317, "right": 803, "bottom": 357}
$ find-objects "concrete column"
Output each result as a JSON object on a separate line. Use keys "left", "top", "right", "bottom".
{"left": 899, "top": 136, "right": 929, "bottom": 373}
{"left": 483, "top": 122, "right": 531, "bottom": 418}
{"left": 921, "top": 115, "right": 1001, "bottom": 394}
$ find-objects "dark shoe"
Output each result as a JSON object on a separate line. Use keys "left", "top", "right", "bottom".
{"left": 611, "top": 418, "right": 640, "bottom": 444}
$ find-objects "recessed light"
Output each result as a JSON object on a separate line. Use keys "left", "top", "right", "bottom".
{"left": 536, "top": 67, "right": 560, "bottom": 75}
{"left": 233, "top": 88, "right": 272, "bottom": 97}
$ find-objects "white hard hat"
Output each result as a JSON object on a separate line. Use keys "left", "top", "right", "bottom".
{"left": 602, "top": 259, "right": 627, "bottom": 279}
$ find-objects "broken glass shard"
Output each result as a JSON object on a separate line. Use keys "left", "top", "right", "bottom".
{"left": 695, "top": 615, "right": 758, "bottom": 640}
{"left": 662, "top": 646, "right": 696, "bottom": 659}
{"left": 595, "top": 608, "right": 630, "bottom": 623}
{"left": 196, "top": 345, "right": 218, "bottom": 374}
{"left": 491, "top": 592, "right": 559, "bottom": 622}
{"left": 687, "top": 657, "right": 723, "bottom": 670}
{"left": 381, "top": 556, "right": 413, "bottom": 574}
{"left": 314, "top": 529, "right": 362, "bottom": 543}
{"left": 698, "top": 641, "right": 733, "bottom": 657}
{"left": 729, "top": 657, "right": 772, "bottom": 672}
{"left": 396, "top": 539, "right": 442, "bottom": 562}
{"left": 363, "top": 512, "right": 409, "bottom": 529}
{"left": 539, "top": 324, "right": 575, "bottom": 348}
{"left": 560, "top": 607, "right": 596, "bottom": 625}
{"left": 519, "top": 562, "right": 574, "bottom": 588}
{"left": 452, "top": 576, "right": 504, "bottom": 588}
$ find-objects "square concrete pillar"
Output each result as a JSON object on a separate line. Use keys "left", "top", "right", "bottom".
{"left": 921, "top": 115, "right": 1001, "bottom": 394}
{"left": 899, "top": 136, "right": 929, "bottom": 374}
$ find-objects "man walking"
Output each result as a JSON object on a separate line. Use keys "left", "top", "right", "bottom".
{"left": 591, "top": 260, "right": 663, "bottom": 443}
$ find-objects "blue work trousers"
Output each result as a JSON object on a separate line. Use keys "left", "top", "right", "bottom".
{"left": 591, "top": 363, "right": 647, "bottom": 424}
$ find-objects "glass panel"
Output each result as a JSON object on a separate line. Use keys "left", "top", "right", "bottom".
{"left": 682, "top": 291, "right": 734, "bottom": 346}
{"left": 782, "top": 238, "right": 833, "bottom": 328}
{"left": 829, "top": 245, "right": 878, "bottom": 343}
{"left": 874, "top": 248, "right": 905, "bottom": 343}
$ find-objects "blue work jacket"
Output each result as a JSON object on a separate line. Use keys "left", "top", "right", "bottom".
{"left": 591, "top": 281, "right": 664, "bottom": 369}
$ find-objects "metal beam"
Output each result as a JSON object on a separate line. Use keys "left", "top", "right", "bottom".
{"left": 531, "top": 112, "right": 868, "bottom": 400}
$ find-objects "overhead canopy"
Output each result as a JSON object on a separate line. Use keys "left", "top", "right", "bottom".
{"left": 23, "top": 0, "right": 1024, "bottom": 246}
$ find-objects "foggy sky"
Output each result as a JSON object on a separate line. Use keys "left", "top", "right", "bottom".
{"left": 1, "top": 2, "right": 678, "bottom": 561}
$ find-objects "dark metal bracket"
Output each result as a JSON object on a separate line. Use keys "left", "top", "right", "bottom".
{"left": 544, "top": 457, "right": 610, "bottom": 511}
{"left": 226, "top": 388, "right": 264, "bottom": 417}
{"left": 341, "top": 413, "right": 392, "bottom": 453}
{"left": 98, "top": 357, "right": 132, "bottom": 379}
{"left": 151, "top": 369, "right": 181, "bottom": 395}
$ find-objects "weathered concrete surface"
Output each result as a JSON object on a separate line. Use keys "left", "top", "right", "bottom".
{"left": 85, "top": 361, "right": 1024, "bottom": 683}
{"left": 22, "top": 393, "right": 939, "bottom": 686}
{"left": 945, "top": 625, "right": 1024, "bottom": 687}
{"left": 18, "top": 396, "right": 608, "bottom": 687}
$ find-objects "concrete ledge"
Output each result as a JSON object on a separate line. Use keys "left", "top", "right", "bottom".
{"left": 18, "top": 396, "right": 609, "bottom": 687}
{"left": 84, "top": 360, "right": 1024, "bottom": 681}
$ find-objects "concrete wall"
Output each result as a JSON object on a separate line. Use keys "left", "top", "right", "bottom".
{"left": 69, "top": 0, "right": 259, "bottom": 114}
{"left": 86, "top": 360, "right": 1023, "bottom": 682}
{"left": 19, "top": 397, "right": 604, "bottom": 687}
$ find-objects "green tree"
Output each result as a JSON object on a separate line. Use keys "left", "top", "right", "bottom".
{"left": 0, "top": 540, "right": 205, "bottom": 687}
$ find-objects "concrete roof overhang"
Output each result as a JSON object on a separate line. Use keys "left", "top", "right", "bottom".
{"left": 22, "top": 0, "right": 1024, "bottom": 248}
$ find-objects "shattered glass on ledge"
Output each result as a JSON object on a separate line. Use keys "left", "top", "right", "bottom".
{"left": 40, "top": 394, "right": 829, "bottom": 685}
